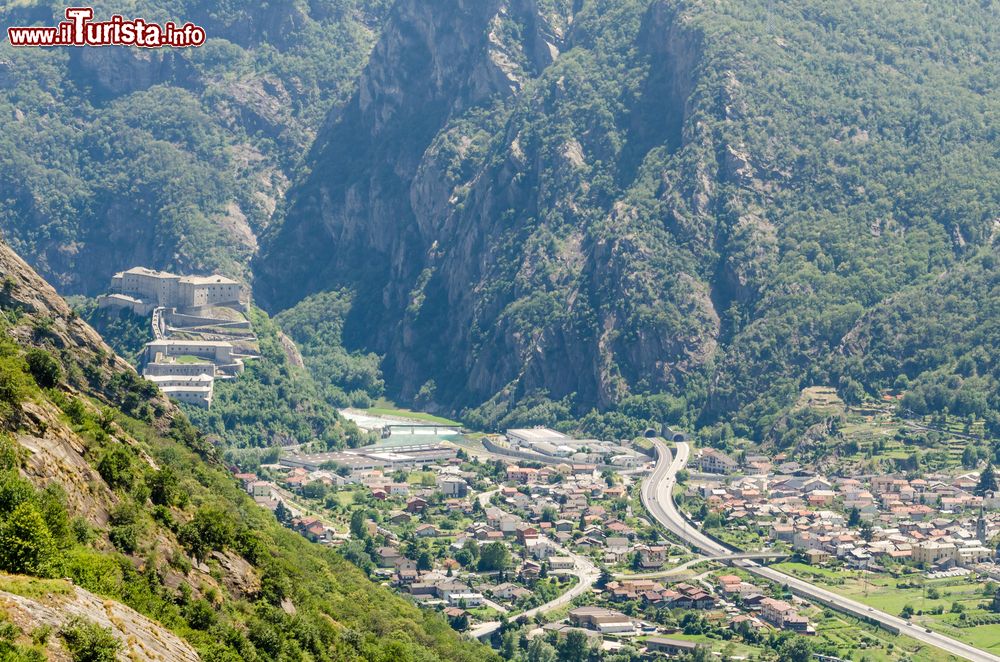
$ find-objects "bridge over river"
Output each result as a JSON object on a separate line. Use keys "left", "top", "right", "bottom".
{"left": 381, "top": 422, "right": 462, "bottom": 437}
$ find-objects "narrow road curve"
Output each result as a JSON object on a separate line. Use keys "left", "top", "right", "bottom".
{"left": 614, "top": 556, "right": 708, "bottom": 580}
{"left": 642, "top": 438, "right": 1000, "bottom": 662}
{"left": 469, "top": 489, "right": 600, "bottom": 639}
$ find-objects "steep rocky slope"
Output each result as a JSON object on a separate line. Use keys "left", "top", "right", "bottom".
{"left": 257, "top": 0, "right": 715, "bottom": 411}
{"left": 0, "top": 239, "right": 493, "bottom": 660}
{"left": 256, "top": 0, "right": 999, "bottom": 431}
{"left": 1, "top": 577, "right": 201, "bottom": 661}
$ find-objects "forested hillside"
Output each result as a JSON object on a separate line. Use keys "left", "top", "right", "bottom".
{"left": 0, "top": 0, "right": 388, "bottom": 292}
{"left": 0, "top": 239, "right": 492, "bottom": 661}
{"left": 255, "top": 0, "right": 999, "bottom": 437}
{"left": 839, "top": 249, "right": 1000, "bottom": 437}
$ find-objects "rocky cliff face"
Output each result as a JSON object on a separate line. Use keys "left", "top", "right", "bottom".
{"left": 256, "top": 0, "right": 722, "bottom": 411}
{"left": 0, "top": 240, "right": 135, "bottom": 381}
{"left": 1, "top": 579, "right": 201, "bottom": 662}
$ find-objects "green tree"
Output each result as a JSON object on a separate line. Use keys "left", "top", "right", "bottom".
{"left": 179, "top": 507, "right": 236, "bottom": 561}
{"left": 96, "top": 446, "right": 134, "bottom": 492}
{"left": 847, "top": 507, "right": 861, "bottom": 527}
{"left": 0, "top": 502, "right": 59, "bottom": 577}
{"left": 350, "top": 509, "right": 369, "bottom": 540}
{"left": 527, "top": 636, "right": 557, "bottom": 662}
{"left": 990, "top": 588, "right": 1000, "bottom": 613}
{"left": 0, "top": 470, "right": 35, "bottom": 515}
{"left": 0, "top": 356, "right": 30, "bottom": 414}
{"left": 963, "top": 446, "right": 979, "bottom": 470}
{"left": 108, "top": 503, "right": 143, "bottom": 554}
{"left": 976, "top": 463, "right": 998, "bottom": 496}
{"left": 477, "top": 542, "right": 511, "bottom": 572}
{"left": 302, "top": 480, "right": 327, "bottom": 499}
{"left": 449, "top": 611, "right": 469, "bottom": 631}
{"left": 25, "top": 349, "right": 61, "bottom": 388}
{"left": 185, "top": 599, "right": 217, "bottom": 631}
{"left": 557, "top": 630, "right": 588, "bottom": 662}
{"left": 778, "top": 637, "right": 813, "bottom": 662}
{"left": 455, "top": 539, "right": 479, "bottom": 567}
{"left": 147, "top": 468, "right": 181, "bottom": 507}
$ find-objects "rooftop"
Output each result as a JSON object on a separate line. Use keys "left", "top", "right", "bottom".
{"left": 507, "top": 427, "right": 569, "bottom": 443}
{"left": 116, "top": 266, "right": 239, "bottom": 286}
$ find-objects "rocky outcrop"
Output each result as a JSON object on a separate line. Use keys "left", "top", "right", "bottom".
{"left": 255, "top": 0, "right": 577, "bottom": 290}
{"left": 70, "top": 47, "right": 193, "bottom": 97}
{"left": 0, "top": 578, "right": 201, "bottom": 661}
{"left": 0, "top": 240, "right": 134, "bottom": 379}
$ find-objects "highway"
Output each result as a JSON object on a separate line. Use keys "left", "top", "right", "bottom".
{"left": 641, "top": 438, "right": 1000, "bottom": 662}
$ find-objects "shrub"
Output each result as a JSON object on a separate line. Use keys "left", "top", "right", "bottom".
{"left": 147, "top": 468, "right": 181, "bottom": 507}
{"left": 25, "top": 349, "right": 61, "bottom": 388}
{"left": 108, "top": 503, "right": 144, "bottom": 554}
{"left": 59, "top": 616, "right": 121, "bottom": 662}
{"left": 96, "top": 446, "right": 134, "bottom": 491}
{"left": 178, "top": 507, "right": 235, "bottom": 561}
{"left": 0, "top": 356, "right": 30, "bottom": 415}
{"left": 62, "top": 398, "right": 87, "bottom": 425}
{"left": 0, "top": 434, "right": 22, "bottom": 470}
{"left": 0, "top": 469, "right": 35, "bottom": 515}
{"left": 0, "top": 502, "right": 59, "bottom": 577}
{"left": 186, "top": 599, "right": 217, "bottom": 630}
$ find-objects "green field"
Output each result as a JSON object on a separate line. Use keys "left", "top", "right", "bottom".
{"left": 174, "top": 354, "right": 209, "bottom": 364}
{"left": 774, "top": 562, "right": 1000, "bottom": 654}
{"left": 407, "top": 470, "right": 439, "bottom": 486}
{"left": 811, "top": 611, "right": 957, "bottom": 662}
{"left": 367, "top": 400, "right": 463, "bottom": 426}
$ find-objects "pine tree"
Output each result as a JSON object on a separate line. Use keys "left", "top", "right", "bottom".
{"left": 976, "top": 463, "right": 998, "bottom": 496}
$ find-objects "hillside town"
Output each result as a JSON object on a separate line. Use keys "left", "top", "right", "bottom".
{"left": 217, "top": 409, "right": 1000, "bottom": 659}
{"left": 685, "top": 447, "right": 1000, "bottom": 574}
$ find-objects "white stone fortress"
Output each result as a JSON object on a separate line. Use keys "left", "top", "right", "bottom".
{"left": 97, "top": 267, "right": 258, "bottom": 408}
{"left": 102, "top": 266, "right": 244, "bottom": 311}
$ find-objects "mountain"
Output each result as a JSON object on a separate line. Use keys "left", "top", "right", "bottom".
{"left": 255, "top": 0, "right": 999, "bottom": 434}
{"left": 0, "top": 0, "right": 388, "bottom": 293}
{"left": 0, "top": 240, "right": 492, "bottom": 660}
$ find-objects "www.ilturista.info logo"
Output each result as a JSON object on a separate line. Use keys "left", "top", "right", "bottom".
{"left": 7, "top": 7, "right": 205, "bottom": 48}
